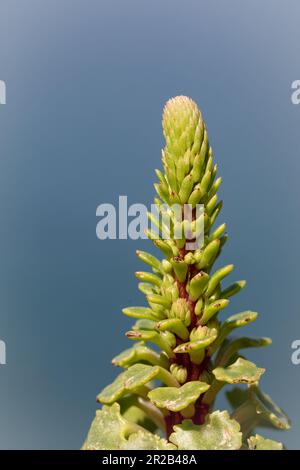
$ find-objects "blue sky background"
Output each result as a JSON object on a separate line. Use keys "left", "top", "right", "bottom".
{"left": 0, "top": 0, "right": 299, "bottom": 449}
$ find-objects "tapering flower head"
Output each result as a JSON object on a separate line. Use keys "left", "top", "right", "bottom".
{"left": 162, "top": 96, "right": 204, "bottom": 158}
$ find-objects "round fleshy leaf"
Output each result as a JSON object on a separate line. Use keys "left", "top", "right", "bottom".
{"left": 82, "top": 402, "right": 174, "bottom": 450}
{"left": 148, "top": 381, "right": 210, "bottom": 412}
{"left": 112, "top": 346, "right": 137, "bottom": 367}
{"left": 248, "top": 434, "right": 283, "bottom": 450}
{"left": 122, "top": 430, "right": 176, "bottom": 450}
{"left": 82, "top": 403, "right": 132, "bottom": 450}
{"left": 97, "top": 372, "right": 127, "bottom": 404}
{"left": 213, "top": 358, "right": 265, "bottom": 384}
{"left": 97, "top": 364, "right": 161, "bottom": 404}
{"left": 169, "top": 411, "right": 242, "bottom": 450}
{"left": 124, "top": 364, "right": 161, "bottom": 391}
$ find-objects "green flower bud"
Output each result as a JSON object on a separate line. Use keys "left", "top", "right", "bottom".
{"left": 169, "top": 298, "right": 191, "bottom": 326}
{"left": 190, "top": 325, "right": 217, "bottom": 343}
{"left": 195, "top": 297, "right": 203, "bottom": 316}
{"left": 170, "top": 364, "right": 188, "bottom": 384}
{"left": 184, "top": 252, "right": 195, "bottom": 265}
{"left": 162, "top": 259, "right": 173, "bottom": 273}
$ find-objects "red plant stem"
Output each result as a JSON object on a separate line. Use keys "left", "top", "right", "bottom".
{"left": 165, "top": 248, "right": 210, "bottom": 439}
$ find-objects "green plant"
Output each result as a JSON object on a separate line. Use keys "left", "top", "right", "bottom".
{"left": 83, "top": 96, "right": 290, "bottom": 450}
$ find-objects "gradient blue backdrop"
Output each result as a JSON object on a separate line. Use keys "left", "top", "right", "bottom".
{"left": 0, "top": 0, "right": 299, "bottom": 449}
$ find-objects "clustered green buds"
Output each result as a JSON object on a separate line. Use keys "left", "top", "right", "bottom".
{"left": 83, "top": 96, "right": 290, "bottom": 450}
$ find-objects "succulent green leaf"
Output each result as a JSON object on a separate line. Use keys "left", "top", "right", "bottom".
{"left": 98, "top": 364, "right": 178, "bottom": 404}
{"left": 122, "top": 430, "right": 176, "bottom": 450}
{"left": 200, "top": 298, "right": 229, "bottom": 325}
{"left": 230, "top": 385, "right": 290, "bottom": 438}
{"left": 188, "top": 185, "right": 203, "bottom": 206}
{"left": 82, "top": 402, "right": 175, "bottom": 450}
{"left": 82, "top": 403, "right": 137, "bottom": 450}
{"left": 213, "top": 358, "right": 265, "bottom": 385}
{"left": 136, "top": 250, "right": 162, "bottom": 272}
{"left": 206, "top": 264, "right": 234, "bottom": 297}
{"left": 138, "top": 282, "right": 156, "bottom": 295}
{"left": 147, "top": 293, "right": 171, "bottom": 308}
{"left": 126, "top": 329, "right": 175, "bottom": 358}
{"left": 249, "top": 385, "right": 290, "bottom": 430}
{"left": 132, "top": 319, "right": 157, "bottom": 331}
{"left": 169, "top": 411, "right": 242, "bottom": 450}
{"left": 153, "top": 239, "right": 174, "bottom": 258}
{"left": 247, "top": 434, "right": 283, "bottom": 450}
{"left": 179, "top": 174, "right": 194, "bottom": 203}
{"left": 156, "top": 318, "right": 189, "bottom": 341}
{"left": 207, "top": 176, "right": 222, "bottom": 199}
{"left": 215, "top": 336, "right": 272, "bottom": 367}
{"left": 220, "top": 280, "right": 246, "bottom": 299}
{"left": 196, "top": 239, "right": 220, "bottom": 269}
{"left": 209, "top": 222, "right": 226, "bottom": 242}
{"left": 123, "top": 364, "right": 167, "bottom": 390}
{"left": 122, "top": 307, "right": 157, "bottom": 320}
{"left": 170, "top": 257, "right": 188, "bottom": 282}
{"left": 188, "top": 271, "right": 210, "bottom": 301}
{"left": 210, "top": 311, "right": 258, "bottom": 353}
{"left": 135, "top": 271, "right": 162, "bottom": 287}
{"left": 112, "top": 344, "right": 163, "bottom": 368}
{"left": 148, "top": 381, "right": 210, "bottom": 412}
{"left": 97, "top": 373, "right": 128, "bottom": 405}
{"left": 224, "top": 311, "right": 258, "bottom": 329}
